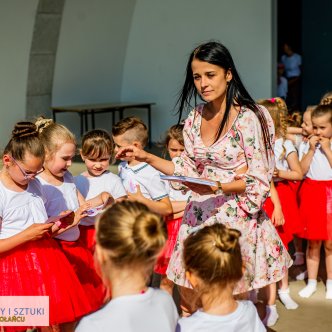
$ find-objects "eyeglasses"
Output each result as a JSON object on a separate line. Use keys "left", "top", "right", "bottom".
{"left": 11, "top": 157, "right": 44, "bottom": 179}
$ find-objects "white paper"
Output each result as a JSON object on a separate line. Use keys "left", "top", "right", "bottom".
{"left": 160, "top": 175, "right": 216, "bottom": 187}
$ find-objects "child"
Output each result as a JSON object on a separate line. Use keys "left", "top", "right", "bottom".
{"left": 35, "top": 118, "right": 106, "bottom": 311}
{"left": 112, "top": 117, "right": 172, "bottom": 216}
{"left": 154, "top": 124, "right": 191, "bottom": 295}
{"left": 258, "top": 98, "right": 302, "bottom": 325}
{"left": 177, "top": 223, "right": 265, "bottom": 332}
{"left": 76, "top": 201, "right": 179, "bottom": 332}
{"left": 75, "top": 129, "right": 127, "bottom": 252}
{"left": 298, "top": 104, "right": 332, "bottom": 299}
{"left": 0, "top": 122, "right": 93, "bottom": 331}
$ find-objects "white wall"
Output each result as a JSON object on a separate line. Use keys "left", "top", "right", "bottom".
{"left": 52, "top": 0, "right": 136, "bottom": 138}
{"left": 0, "top": 0, "right": 38, "bottom": 147}
{"left": 122, "top": 0, "right": 274, "bottom": 142}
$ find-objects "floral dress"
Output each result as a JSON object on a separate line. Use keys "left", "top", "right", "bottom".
{"left": 166, "top": 104, "right": 292, "bottom": 294}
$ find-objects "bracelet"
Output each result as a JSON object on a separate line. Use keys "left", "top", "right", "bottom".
{"left": 213, "top": 181, "right": 223, "bottom": 195}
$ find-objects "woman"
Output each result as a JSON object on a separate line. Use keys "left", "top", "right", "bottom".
{"left": 116, "top": 41, "right": 292, "bottom": 307}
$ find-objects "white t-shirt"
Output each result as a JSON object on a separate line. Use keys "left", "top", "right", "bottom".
{"left": 281, "top": 53, "right": 302, "bottom": 78}
{"left": 274, "top": 138, "right": 297, "bottom": 181}
{"left": 176, "top": 301, "right": 265, "bottom": 332}
{"left": 76, "top": 288, "right": 178, "bottom": 332}
{"left": 118, "top": 162, "right": 168, "bottom": 201}
{"left": 0, "top": 179, "right": 48, "bottom": 239}
{"left": 298, "top": 141, "right": 332, "bottom": 180}
{"left": 74, "top": 171, "right": 126, "bottom": 226}
{"left": 162, "top": 177, "right": 191, "bottom": 202}
{"left": 38, "top": 172, "right": 80, "bottom": 241}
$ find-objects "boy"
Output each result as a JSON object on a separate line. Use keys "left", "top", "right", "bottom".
{"left": 112, "top": 117, "right": 172, "bottom": 216}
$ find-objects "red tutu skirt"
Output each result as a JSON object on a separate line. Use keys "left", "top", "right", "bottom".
{"left": 79, "top": 225, "right": 96, "bottom": 253}
{"left": 0, "top": 238, "right": 92, "bottom": 331}
{"left": 154, "top": 216, "right": 182, "bottom": 275}
{"left": 56, "top": 239, "right": 105, "bottom": 311}
{"left": 298, "top": 178, "right": 332, "bottom": 240}
{"left": 263, "top": 181, "right": 302, "bottom": 249}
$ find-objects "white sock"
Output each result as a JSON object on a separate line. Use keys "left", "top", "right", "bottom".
{"left": 326, "top": 279, "right": 332, "bottom": 299}
{"left": 299, "top": 279, "right": 317, "bottom": 298}
{"left": 278, "top": 288, "right": 299, "bottom": 309}
{"left": 263, "top": 304, "right": 279, "bottom": 327}
{"left": 293, "top": 252, "right": 305, "bottom": 266}
{"left": 296, "top": 270, "right": 308, "bottom": 281}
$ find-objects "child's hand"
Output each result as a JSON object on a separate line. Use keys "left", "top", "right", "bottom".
{"left": 49, "top": 210, "right": 75, "bottom": 233}
{"left": 101, "top": 192, "right": 115, "bottom": 208}
{"left": 308, "top": 135, "right": 320, "bottom": 151}
{"left": 25, "top": 223, "right": 54, "bottom": 241}
{"left": 273, "top": 168, "right": 280, "bottom": 178}
{"left": 319, "top": 136, "right": 331, "bottom": 152}
{"left": 127, "top": 185, "right": 145, "bottom": 202}
{"left": 271, "top": 206, "right": 285, "bottom": 226}
{"left": 115, "top": 145, "right": 148, "bottom": 162}
{"left": 73, "top": 203, "right": 90, "bottom": 225}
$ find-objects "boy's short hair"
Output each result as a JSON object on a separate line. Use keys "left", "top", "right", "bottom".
{"left": 112, "top": 117, "right": 148, "bottom": 147}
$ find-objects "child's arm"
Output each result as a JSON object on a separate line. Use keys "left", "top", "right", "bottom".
{"left": 275, "top": 151, "right": 303, "bottom": 181}
{"left": 269, "top": 182, "right": 285, "bottom": 227}
{"left": 127, "top": 185, "right": 172, "bottom": 216}
{"left": 287, "top": 127, "right": 302, "bottom": 135}
{"left": 320, "top": 137, "right": 332, "bottom": 168}
{"left": 0, "top": 221, "right": 53, "bottom": 254}
{"left": 300, "top": 135, "right": 320, "bottom": 175}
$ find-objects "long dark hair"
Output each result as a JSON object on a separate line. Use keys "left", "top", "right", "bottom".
{"left": 176, "top": 41, "right": 272, "bottom": 151}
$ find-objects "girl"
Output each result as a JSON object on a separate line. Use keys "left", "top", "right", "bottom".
{"left": 298, "top": 104, "right": 332, "bottom": 299}
{"left": 0, "top": 122, "right": 92, "bottom": 331}
{"left": 154, "top": 124, "right": 191, "bottom": 295}
{"left": 76, "top": 201, "right": 179, "bottom": 332}
{"left": 75, "top": 129, "right": 127, "bottom": 252}
{"left": 116, "top": 42, "right": 291, "bottom": 311}
{"left": 258, "top": 98, "right": 303, "bottom": 325}
{"left": 177, "top": 223, "right": 265, "bottom": 332}
{"left": 35, "top": 118, "right": 107, "bottom": 311}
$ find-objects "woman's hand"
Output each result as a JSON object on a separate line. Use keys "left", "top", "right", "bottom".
{"left": 115, "top": 145, "right": 149, "bottom": 162}
{"left": 183, "top": 181, "right": 216, "bottom": 195}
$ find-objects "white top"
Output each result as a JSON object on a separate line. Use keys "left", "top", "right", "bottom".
{"left": 177, "top": 301, "right": 265, "bottom": 332}
{"left": 162, "top": 177, "right": 191, "bottom": 202}
{"left": 281, "top": 53, "right": 302, "bottom": 78}
{"left": 75, "top": 288, "right": 178, "bottom": 332}
{"left": 74, "top": 171, "right": 126, "bottom": 226}
{"left": 118, "top": 162, "right": 168, "bottom": 200}
{"left": 277, "top": 76, "right": 288, "bottom": 100}
{"left": 38, "top": 172, "right": 80, "bottom": 241}
{"left": 298, "top": 141, "right": 332, "bottom": 180}
{"left": 0, "top": 179, "right": 48, "bottom": 239}
{"left": 274, "top": 138, "right": 297, "bottom": 181}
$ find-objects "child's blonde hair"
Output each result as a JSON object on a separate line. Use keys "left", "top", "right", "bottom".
{"left": 35, "top": 118, "right": 76, "bottom": 155}
{"left": 81, "top": 129, "right": 113, "bottom": 159}
{"left": 112, "top": 117, "right": 148, "bottom": 147}
{"left": 288, "top": 112, "right": 302, "bottom": 128}
{"left": 257, "top": 98, "right": 289, "bottom": 160}
{"left": 183, "top": 224, "right": 242, "bottom": 288}
{"left": 312, "top": 104, "right": 332, "bottom": 124}
{"left": 319, "top": 91, "right": 332, "bottom": 106}
{"left": 97, "top": 201, "right": 166, "bottom": 271}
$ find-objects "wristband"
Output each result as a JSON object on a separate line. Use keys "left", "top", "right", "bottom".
{"left": 213, "top": 181, "right": 223, "bottom": 195}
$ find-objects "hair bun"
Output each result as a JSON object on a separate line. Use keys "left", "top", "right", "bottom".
{"left": 215, "top": 227, "right": 241, "bottom": 252}
{"left": 12, "top": 122, "right": 38, "bottom": 139}
{"left": 133, "top": 211, "right": 166, "bottom": 257}
{"left": 35, "top": 117, "right": 54, "bottom": 133}
{"left": 321, "top": 97, "right": 332, "bottom": 106}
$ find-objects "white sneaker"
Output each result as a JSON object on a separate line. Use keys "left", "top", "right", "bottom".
{"left": 296, "top": 270, "right": 308, "bottom": 281}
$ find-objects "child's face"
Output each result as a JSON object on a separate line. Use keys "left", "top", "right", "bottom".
{"left": 113, "top": 134, "right": 134, "bottom": 162}
{"left": 301, "top": 111, "right": 314, "bottom": 137}
{"left": 312, "top": 114, "right": 332, "bottom": 139}
{"left": 167, "top": 139, "right": 185, "bottom": 159}
{"left": 82, "top": 153, "right": 110, "bottom": 177}
{"left": 44, "top": 142, "right": 76, "bottom": 177}
{"left": 4, "top": 153, "right": 44, "bottom": 186}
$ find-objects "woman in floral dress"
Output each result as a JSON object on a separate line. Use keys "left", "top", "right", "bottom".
{"left": 116, "top": 41, "right": 292, "bottom": 300}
